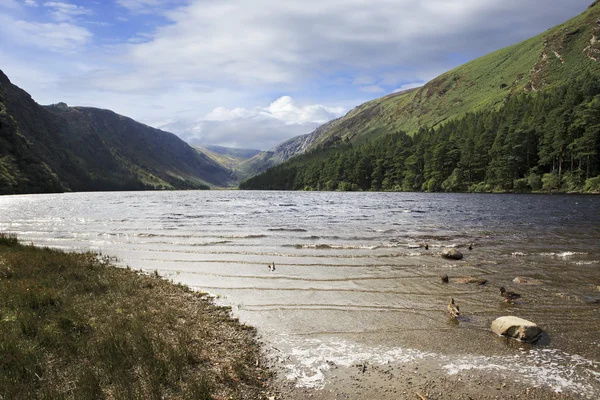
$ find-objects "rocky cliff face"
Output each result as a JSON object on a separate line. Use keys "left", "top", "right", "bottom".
{"left": 0, "top": 70, "right": 233, "bottom": 194}
{"left": 237, "top": 118, "right": 340, "bottom": 180}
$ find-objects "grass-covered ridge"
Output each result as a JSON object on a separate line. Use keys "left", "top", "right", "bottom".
{"left": 0, "top": 234, "right": 271, "bottom": 399}
{"left": 300, "top": 3, "right": 600, "bottom": 150}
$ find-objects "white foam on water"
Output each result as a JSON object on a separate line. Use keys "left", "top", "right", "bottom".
{"left": 274, "top": 337, "right": 430, "bottom": 389}
{"left": 442, "top": 349, "right": 600, "bottom": 399}
{"left": 539, "top": 251, "right": 587, "bottom": 258}
{"left": 512, "top": 252, "right": 527, "bottom": 257}
{"left": 273, "top": 336, "right": 600, "bottom": 398}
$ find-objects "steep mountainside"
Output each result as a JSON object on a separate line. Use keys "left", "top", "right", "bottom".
{"left": 0, "top": 76, "right": 63, "bottom": 194}
{"left": 241, "top": 3, "right": 600, "bottom": 193}
{"left": 245, "top": 2, "right": 600, "bottom": 176}
{"left": 236, "top": 119, "right": 340, "bottom": 180}
{"left": 0, "top": 70, "right": 233, "bottom": 194}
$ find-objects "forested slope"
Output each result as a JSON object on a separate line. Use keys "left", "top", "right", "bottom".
{"left": 241, "top": 75, "right": 600, "bottom": 193}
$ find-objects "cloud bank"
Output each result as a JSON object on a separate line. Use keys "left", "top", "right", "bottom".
{"left": 0, "top": 0, "right": 592, "bottom": 149}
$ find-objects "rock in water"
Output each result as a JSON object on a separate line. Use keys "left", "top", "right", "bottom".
{"left": 513, "top": 277, "right": 543, "bottom": 285}
{"left": 491, "top": 316, "right": 543, "bottom": 342}
{"left": 455, "top": 276, "right": 488, "bottom": 285}
{"left": 441, "top": 249, "right": 463, "bottom": 260}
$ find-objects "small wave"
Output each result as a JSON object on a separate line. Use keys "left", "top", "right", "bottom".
{"left": 268, "top": 228, "right": 308, "bottom": 232}
{"left": 217, "top": 235, "right": 267, "bottom": 239}
{"left": 512, "top": 252, "right": 527, "bottom": 257}
{"left": 288, "top": 244, "right": 379, "bottom": 250}
{"left": 539, "top": 251, "right": 587, "bottom": 258}
{"left": 572, "top": 260, "right": 600, "bottom": 266}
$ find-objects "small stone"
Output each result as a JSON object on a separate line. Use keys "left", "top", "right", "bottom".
{"left": 513, "top": 277, "right": 543, "bottom": 285}
{"left": 441, "top": 248, "right": 463, "bottom": 260}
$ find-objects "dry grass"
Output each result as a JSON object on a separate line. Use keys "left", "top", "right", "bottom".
{"left": 0, "top": 236, "right": 271, "bottom": 399}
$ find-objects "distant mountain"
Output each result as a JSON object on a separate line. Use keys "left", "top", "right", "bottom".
{"left": 236, "top": 119, "right": 340, "bottom": 181}
{"left": 201, "top": 145, "right": 261, "bottom": 160}
{"left": 241, "top": 3, "right": 600, "bottom": 193}
{"left": 242, "top": 2, "right": 600, "bottom": 180}
{"left": 0, "top": 70, "right": 233, "bottom": 195}
{"left": 195, "top": 144, "right": 261, "bottom": 174}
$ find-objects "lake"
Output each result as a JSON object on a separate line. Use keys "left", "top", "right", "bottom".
{"left": 1, "top": 191, "right": 599, "bottom": 397}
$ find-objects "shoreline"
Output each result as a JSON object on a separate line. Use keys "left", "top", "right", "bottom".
{"left": 269, "top": 355, "right": 579, "bottom": 400}
{"left": 1, "top": 235, "right": 597, "bottom": 399}
{"left": 0, "top": 237, "right": 274, "bottom": 399}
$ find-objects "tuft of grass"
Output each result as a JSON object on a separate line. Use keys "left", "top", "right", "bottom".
{"left": 0, "top": 240, "right": 272, "bottom": 399}
{"left": 0, "top": 232, "right": 18, "bottom": 246}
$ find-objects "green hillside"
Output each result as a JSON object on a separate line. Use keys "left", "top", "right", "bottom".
{"left": 0, "top": 71, "right": 233, "bottom": 194}
{"left": 194, "top": 145, "right": 260, "bottom": 172}
{"left": 241, "top": 4, "right": 600, "bottom": 193}
{"left": 303, "top": 2, "right": 600, "bottom": 150}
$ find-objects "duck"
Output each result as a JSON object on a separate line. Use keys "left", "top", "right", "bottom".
{"left": 441, "top": 274, "right": 449, "bottom": 283}
{"left": 499, "top": 286, "right": 521, "bottom": 303}
{"left": 424, "top": 244, "right": 429, "bottom": 250}
{"left": 447, "top": 298, "right": 460, "bottom": 318}
{"left": 468, "top": 243, "right": 473, "bottom": 251}
{"left": 268, "top": 262, "right": 276, "bottom": 272}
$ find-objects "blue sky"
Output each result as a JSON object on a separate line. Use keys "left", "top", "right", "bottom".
{"left": 0, "top": 0, "right": 593, "bottom": 150}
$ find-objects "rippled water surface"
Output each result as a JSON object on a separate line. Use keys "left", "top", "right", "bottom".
{"left": 1, "top": 191, "right": 600, "bottom": 397}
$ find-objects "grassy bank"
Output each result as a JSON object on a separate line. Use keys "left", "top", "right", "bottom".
{"left": 0, "top": 234, "right": 271, "bottom": 399}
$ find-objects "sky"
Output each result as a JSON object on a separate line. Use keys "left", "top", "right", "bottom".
{"left": 0, "top": 0, "right": 592, "bottom": 150}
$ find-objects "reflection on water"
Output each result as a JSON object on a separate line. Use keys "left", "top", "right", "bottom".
{"left": 1, "top": 191, "right": 599, "bottom": 397}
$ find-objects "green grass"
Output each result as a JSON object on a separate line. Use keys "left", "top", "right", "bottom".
{"left": 0, "top": 239, "right": 270, "bottom": 399}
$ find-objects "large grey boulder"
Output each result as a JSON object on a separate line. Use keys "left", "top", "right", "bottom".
{"left": 441, "top": 248, "right": 463, "bottom": 260}
{"left": 491, "top": 316, "right": 543, "bottom": 342}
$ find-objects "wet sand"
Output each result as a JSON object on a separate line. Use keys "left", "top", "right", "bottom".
{"left": 270, "top": 357, "right": 577, "bottom": 400}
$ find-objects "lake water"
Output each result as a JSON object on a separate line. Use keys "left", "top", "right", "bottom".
{"left": 1, "top": 191, "right": 599, "bottom": 397}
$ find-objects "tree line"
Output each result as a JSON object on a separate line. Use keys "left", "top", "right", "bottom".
{"left": 240, "top": 74, "right": 600, "bottom": 193}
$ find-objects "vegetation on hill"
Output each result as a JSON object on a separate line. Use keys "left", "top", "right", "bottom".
{"left": 0, "top": 234, "right": 271, "bottom": 399}
{"left": 0, "top": 71, "right": 233, "bottom": 195}
{"left": 241, "top": 4, "right": 600, "bottom": 192}
{"left": 195, "top": 145, "right": 260, "bottom": 174}
{"left": 295, "top": 2, "right": 600, "bottom": 152}
{"left": 240, "top": 74, "right": 600, "bottom": 193}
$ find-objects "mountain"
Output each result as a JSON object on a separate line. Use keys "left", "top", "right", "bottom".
{"left": 243, "top": 2, "right": 600, "bottom": 178}
{"left": 236, "top": 119, "right": 341, "bottom": 180}
{"left": 201, "top": 145, "right": 261, "bottom": 160}
{"left": 241, "top": 3, "right": 600, "bottom": 193}
{"left": 0, "top": 70, "right": 233, "bottom": 195}
{"left": 195, "top": 145, "right": 260, "bottom": 172}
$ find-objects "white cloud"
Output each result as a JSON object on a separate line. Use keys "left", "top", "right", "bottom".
{"left": 160, "top": 117, "right": 322, "bottom": 150}
{"left": 116, "top": 0, "right": 186, "bottom": 14}
{"left": 0, "top": 0, "right": 593, "bottom": 150}
{"left": 0, "top": 0, "right": 20, "bottom": 8}
{"left": 24, "top": 0, "right": 38, "bottom": 6}
{"left": 158, "top": 96, "right": 345, "bottom": 149}
{"left": 204, "top": 107, "right": 254, "bottom": 122}
{"left": 0, "top": 14, "right": 92, "bottom": 51}
{"left": 202, "top": 97, "right": 345, "bottom": 125}
{"left": 101, "top": 0, "right": 591, "bottom": 94}
{"left": 263, "top": 96, "right": 345, "bottom": 124}
{"left": 43, "top": 2, "right": 92, "bottom": 21}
